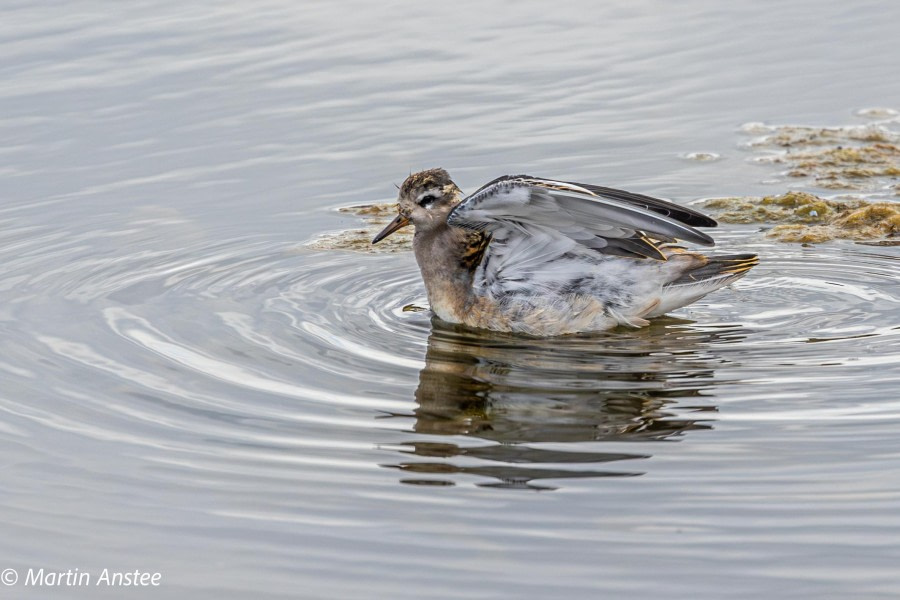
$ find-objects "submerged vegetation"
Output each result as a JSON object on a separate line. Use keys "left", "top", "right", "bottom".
{"left": 742, "top": 117, "right": 900, "bottom": 191}
{"left": 710, "top": 111, "right": 900, "bottom": 243}
{"left": 755, "top": 140, "right": 900, "bottom": 190}
{"left": 703, "top": 192, "right": 900, "bottom": 243}
{"left": 307, "top": 203, "right": 412, "bottom": 252}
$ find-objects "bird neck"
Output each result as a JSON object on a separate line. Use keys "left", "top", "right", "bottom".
{"left": 412, "top": 224, "right": 477, "bottom": 323}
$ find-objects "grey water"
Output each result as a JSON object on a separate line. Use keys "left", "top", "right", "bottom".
{"left": 2, "top": 1, "right": 900, "bottom": 598}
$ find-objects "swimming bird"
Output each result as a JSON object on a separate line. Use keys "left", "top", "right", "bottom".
{"left": 372, "top": 168, "right": 757, "bottom": 336}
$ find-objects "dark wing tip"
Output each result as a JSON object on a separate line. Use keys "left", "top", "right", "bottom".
{"left": 562, "top": 181, "right": 718, "bottom": 228}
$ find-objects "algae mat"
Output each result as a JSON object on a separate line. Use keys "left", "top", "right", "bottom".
{"left": 702, "top": 191, "right": 900, "bottom": 244}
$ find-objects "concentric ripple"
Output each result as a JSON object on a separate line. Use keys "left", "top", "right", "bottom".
{"left": 2, "top": 217, "right": 899, "bottom": 491}
{"left": 3, "top": 0, "right": 900, "bottom": 595}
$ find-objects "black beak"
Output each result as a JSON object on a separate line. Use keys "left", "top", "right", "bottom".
{"left": 372, "top": 214, "right": 411, "bottom": 244}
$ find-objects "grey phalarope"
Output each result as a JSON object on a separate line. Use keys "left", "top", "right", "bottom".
{"left": 372, "top": 168, "right": 758, "bottom": 336}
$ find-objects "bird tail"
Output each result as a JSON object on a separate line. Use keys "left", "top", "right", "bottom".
{"left": 646, "top": 253, "right": 759, "bottom": 317}
{"left": 671, "top": 253, "right": 759, "bottom": 285}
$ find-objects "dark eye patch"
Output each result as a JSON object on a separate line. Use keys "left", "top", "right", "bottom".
{"left": 418, "top": 194, "right": 438, "bottom": 207}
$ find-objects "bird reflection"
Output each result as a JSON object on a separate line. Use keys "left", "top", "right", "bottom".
{"left": 383, "top": 318, "right": 742, "bottom": 490}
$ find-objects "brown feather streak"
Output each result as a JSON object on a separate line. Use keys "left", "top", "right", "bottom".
{"left": 459, "top": 232, "right": 492, "bottom": 271}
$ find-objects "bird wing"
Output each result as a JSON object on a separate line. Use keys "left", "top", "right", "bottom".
{"left": 447, "top": 175, "right": 715, "bottom": 261}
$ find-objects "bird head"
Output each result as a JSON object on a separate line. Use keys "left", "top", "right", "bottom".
{"left": 372, "top": 168, "right": 462, "bottom": 243}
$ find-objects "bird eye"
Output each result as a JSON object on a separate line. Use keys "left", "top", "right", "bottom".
{"left": 418, "top": 194, "right": 437, "bottom": 207}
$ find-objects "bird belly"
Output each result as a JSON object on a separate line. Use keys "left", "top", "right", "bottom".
{"left": 464, "top": 259, "right": 667, "bottom": 335}
{"left": 460, "top": 292, "right": 623, "bottom": 336}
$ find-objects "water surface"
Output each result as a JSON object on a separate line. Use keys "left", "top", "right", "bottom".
{"left": 2, "top": 1, "right": 900, "bottom": 598}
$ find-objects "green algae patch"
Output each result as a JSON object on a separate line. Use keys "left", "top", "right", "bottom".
{"left": 743, "top": 118, "right": 900, "bottom": 191}
{"left": 782, "top": 143, "right": 900, "bottom": 187}
{"left": 704, "top": 192, "right": 900, "bottom": 243}
{"left": 306, "top": 203, "right": 413, "bottom": 253}
{"left": 703, "top": 192, "right": 861, "bottom": 224}
{"left": 743, "top": 123, "right": 899, "bottom": 147}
